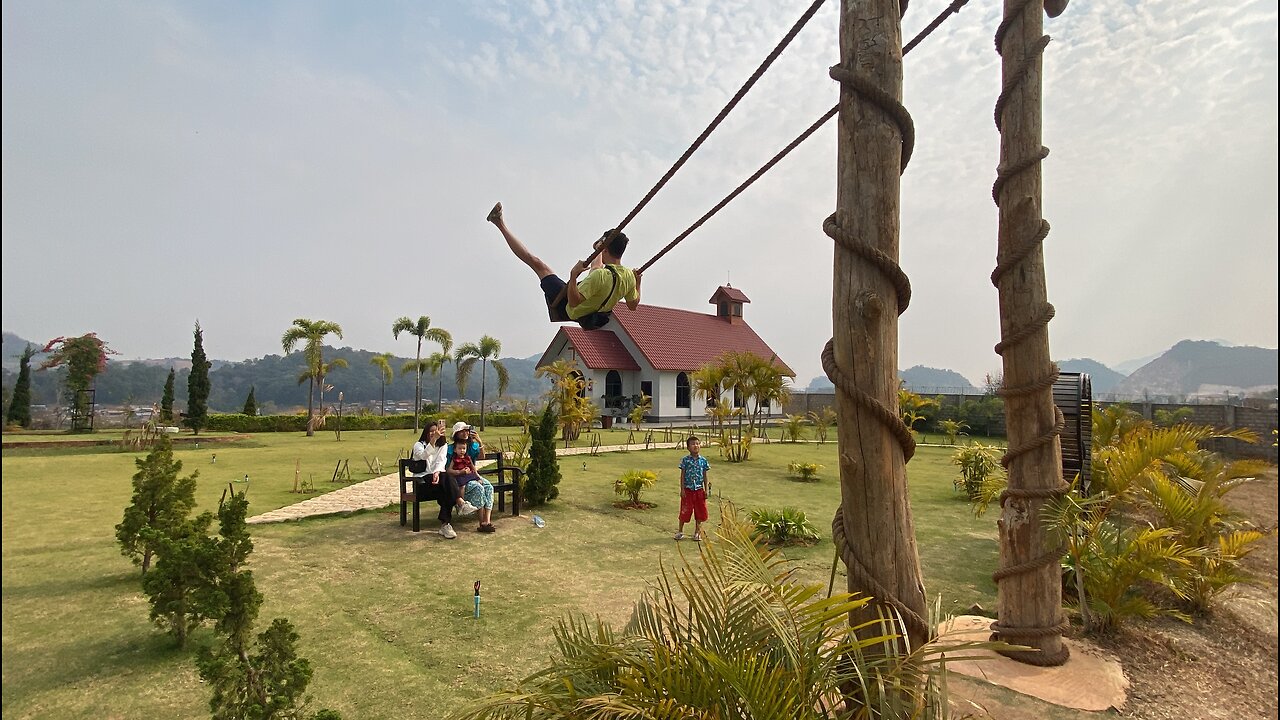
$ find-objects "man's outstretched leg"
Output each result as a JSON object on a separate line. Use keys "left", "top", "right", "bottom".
{"left": 487, "top": 202, "right": 554, "bottom": 279}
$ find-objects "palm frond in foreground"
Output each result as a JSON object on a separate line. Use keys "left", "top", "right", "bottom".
{"left": 452, "top": 505, "right": 992, "bottom": 720}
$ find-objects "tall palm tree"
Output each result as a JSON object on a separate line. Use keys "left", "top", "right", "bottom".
{"left": 316, "top": 358, "right": 348, "bottom": 412}
{"left": 392, "top": 316, "right": 452, "bottom": 433}
{"left": 455, "top": 335, "right": 509, "bottom": 431}
{"left": 425, "top": 350, "right": 452, "bottom": 413}
{"left": 370, "top": 353, "right": 395, "bottom": 416}
{"left": 281, "top": 318, "right": 343, "bottom": 437}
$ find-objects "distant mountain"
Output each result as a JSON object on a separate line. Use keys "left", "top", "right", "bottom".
{"left": 1114, "top": 340, "right": 1278, "bottom": 397}
{"left": 1056, "top": 358, "right": 1126, "bottom": 394}
{"left": 1113, "top": 351, "right": 1164, "bottom": 376}
{"left": 804, "top": 366, "right": 977, "bottom": 392}
{"left": 900, "top": 366, "right": 976, "bottom": 391}
{"left": 2, "top": 332, "right": 46, "bottom": 370}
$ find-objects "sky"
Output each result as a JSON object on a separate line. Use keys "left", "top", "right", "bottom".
{"left": 3, "top": 0, "right": 1277, "bottom": 388}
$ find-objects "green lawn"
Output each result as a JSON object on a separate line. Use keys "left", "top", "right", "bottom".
{"left": 1, "top": 430, "right": 998, "bottom": 719}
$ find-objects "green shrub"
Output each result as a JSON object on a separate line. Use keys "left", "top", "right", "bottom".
{"left": 524, "top": 403, "right": 561, "bottom": 507}
{"left": 614, "top": 470, "right": 658, "bottom": 506}
{"left": 747, "top": 507, "right": 820, "bottom": 545}
{"left": 786, "top": 461, "right": 823, "bottom": 482}
{"left": 951, "top": 443, "right": 1004, "bottom": 501}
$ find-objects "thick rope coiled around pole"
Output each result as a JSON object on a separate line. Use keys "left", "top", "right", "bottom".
{"left": 832, "top": 506, "right": 931, "bottom": 640}
{"left": 988, "top": 0, "right": 1069, "bottom": 667}
{"left": 825, "top": 53, "right": 926, "bottom": 644}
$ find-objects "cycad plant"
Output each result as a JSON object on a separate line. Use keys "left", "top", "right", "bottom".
{"left": 452, "top": 506, "right": 981, "bottom": 720}
{"left": 748, "top": 506, "right": 820, "bottom": 546}
{"left": 614, "top": 469, "right": 658, "bottom": 507}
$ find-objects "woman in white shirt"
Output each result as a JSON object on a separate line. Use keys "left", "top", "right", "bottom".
{"left": 411, "top": 423, "right": 476, "bottom": 539}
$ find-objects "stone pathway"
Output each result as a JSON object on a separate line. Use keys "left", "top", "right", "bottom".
{"left": 246, "top": 441, "right": 685, "bottom": 524}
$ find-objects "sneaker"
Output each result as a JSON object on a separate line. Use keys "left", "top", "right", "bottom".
{"left": 439, "top": 523, "right": 457, "bottom": 540}
{"left": 691, "top": 533, "right": 703, "bottom": 542}
{"left": 480, "top": 524, "right": 496, "bottom": 533}
{"left": 486, "top": 202, "right": 503, "bottom": 223}
{"left": 458, "top": 500, "right": 479, "bottom": 517}
{"left": 673, "top": 532, "right": 685, "bottom": 541}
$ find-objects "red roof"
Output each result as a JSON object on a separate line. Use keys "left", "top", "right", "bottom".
{"left": 710, "top": 285, "right": 751, "bottom": 304}
{"left": 612, "top": 304, "right": 794, "bottom": 375}
{"left": 559, "top": 327, "right": 641, "bottom": 370}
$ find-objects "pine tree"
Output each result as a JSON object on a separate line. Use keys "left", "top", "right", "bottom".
{"left": 140, "top": 511, "right": 220, "bottom": 648}
{"left": 525, "top": 402, "right": 562, "bottom": 506}
{"left": 211, "top": 489, "right": 262, "bottom": 648}
{"left": 242, "top": 386, "right": 258, "bottom": 416}
{"left": 6, "top": 345, "right": 35, "bottom": 428}
{"left": 187, "top": 322, "right": 212, "bottom": 435}
{"left": 116, "top": 435, "right": 199, "bottom": 573}
{"left": 198, "top": 618, "right": 326, "bottom": 720}
{"left": 161, "top": 368, "right": 176, "bottom": 423}
{"left": 196, "top": 489, "right": 339, "bottom": 719}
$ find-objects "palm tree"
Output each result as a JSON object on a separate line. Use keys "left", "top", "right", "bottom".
{"left": 370, "top": 353, "right": 395, "bottom": 416}
{"left": 392, "top": 316, "right": 452, "bottom": 433}
{"left": 316, "top": 358, "right": 348, "bottom": 412}
{"left": 281, "top": 318, "right": 343, "bottom": 437}
{"left": 425, "top": 350, "right": 452, "bottom": 413}
{"left": 455, "top": 335, "right": 509, "bottom": 431}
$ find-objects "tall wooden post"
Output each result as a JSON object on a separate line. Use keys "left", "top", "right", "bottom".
{"left": 828, "top": 0, "right": 928, "bottom": 653}
{"left": 990, "top": 0, "right": 1069, "bottom": 665}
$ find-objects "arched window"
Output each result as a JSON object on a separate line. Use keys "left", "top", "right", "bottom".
{"left": 733, "top": 387, "right": 744, "bottom": 408}
{"left": 605, "top": 370, "right": 622, "bottom": 407}
{"left": 706, "top": 383, "right": 719, "bottom": 408}
{"left": 676, "top": 372, "right": 690, "bottom": 408}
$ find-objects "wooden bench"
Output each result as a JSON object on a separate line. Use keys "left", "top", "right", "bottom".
{"left": 397, "top": 452, "right": 524, "bottom": 533}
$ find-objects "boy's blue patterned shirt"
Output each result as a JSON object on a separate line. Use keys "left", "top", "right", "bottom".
{"left": 679, "top": 455, "right": 710, "bottom": 490}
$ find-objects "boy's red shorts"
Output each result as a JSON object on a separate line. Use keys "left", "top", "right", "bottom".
{"left": 680, "top": 487, "right": 708, "bottom": 524}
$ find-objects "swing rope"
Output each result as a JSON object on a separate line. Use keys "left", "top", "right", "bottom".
{"left": 581, "top": 0, "right": 832, "bottom": 271}
{"left": 636, "top": 0, "right": 970, "bottom": 275}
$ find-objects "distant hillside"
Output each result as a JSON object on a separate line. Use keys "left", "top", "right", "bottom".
{"left": 899, "top": 366, "right": 976, "bottom": 391}
{"left": 804, "top": 366, "right": 976, "bottom": 392}
{"left": 2, "top": 332, "right": 47, "bottom": 371}
{"left": 1114, "top": 340, "right": 1278, "bottom": 396}
{"left": 1056, "top": 358, "right": 1126, "bottom": 394}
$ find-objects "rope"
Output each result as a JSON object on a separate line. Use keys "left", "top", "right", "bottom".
{"left": 821, "top": 340, "right": 916, "bottom": 462}
{"left": 988, "top": 0, "right": 1069, "bottom": 666}
{"left": 577, "top": 0, "right": 831, "bottom": 271}
{"left": 832, "top": 506, "right": 931, "bottom": 641}
{"left": 633, "top": 0, "right": 971, "bottom": 275}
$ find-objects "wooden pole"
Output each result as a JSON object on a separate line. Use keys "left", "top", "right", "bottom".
{"left": 991, "top": 0, "right": 1068, "bottom": 665}
{"left": 833, "top": 0, "right": 928, "bottom": 652}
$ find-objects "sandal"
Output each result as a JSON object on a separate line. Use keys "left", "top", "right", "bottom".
{"left": 486, "top": 202, "right": 503, "bottom": 223}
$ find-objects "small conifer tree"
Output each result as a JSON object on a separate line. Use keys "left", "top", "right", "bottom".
{"left": 525, "top": 402, "right": 561, "bottom": 506}
{"left": 242, "top": 386, "right": 258, "bottom": 416}
{"left": 198, "top": 618, "right": 332, "bottom": 720}
{"left": 187, "top": 322, "right": 212, "bottom": 435}
{"left": 161, "top": 368, "right": 176, "bottom": 423}
{"left": 116, "top": 435, "right": 199, "bottom": 573}
{"left": 140, "top": 512, "right": 219, "bottom": 647}
{"left": 6, "top": 345, "right": 35, "bottom": 427}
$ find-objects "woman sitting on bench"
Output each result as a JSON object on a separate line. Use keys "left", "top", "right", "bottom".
{"left": 410, "top": 424, "right": 477, "bottom": 540}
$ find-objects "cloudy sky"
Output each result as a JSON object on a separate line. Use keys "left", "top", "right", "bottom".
{"left": 3, "top": 0, "right": 1276, "bottom": 387}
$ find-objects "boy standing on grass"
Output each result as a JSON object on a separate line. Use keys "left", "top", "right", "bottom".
{"left": 675, "top": 436, "right": 711, "bottom": 541}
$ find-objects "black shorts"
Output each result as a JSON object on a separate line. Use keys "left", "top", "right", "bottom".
{"left": 539, "top": 275, "right": 612, "bottom": 330}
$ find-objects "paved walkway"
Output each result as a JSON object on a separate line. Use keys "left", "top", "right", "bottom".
{"left": 246, "top": 441, "right": 686, "bottom": 524}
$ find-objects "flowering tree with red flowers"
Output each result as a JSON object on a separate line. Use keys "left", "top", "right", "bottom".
{"left": 40, "top": 333, "right": 116, "bottom": 431}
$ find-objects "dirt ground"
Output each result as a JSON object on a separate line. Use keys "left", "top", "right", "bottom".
{"left": 953, "top": 469, "right": 1278, "bottom": 720}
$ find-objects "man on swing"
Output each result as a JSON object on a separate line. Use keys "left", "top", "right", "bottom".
{"left": 487, "top": 202, "right": 642, "bottom": 331}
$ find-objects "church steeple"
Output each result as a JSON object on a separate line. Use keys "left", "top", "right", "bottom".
{"left": 709, "top": 285, "right": 751, "bottom": 325}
